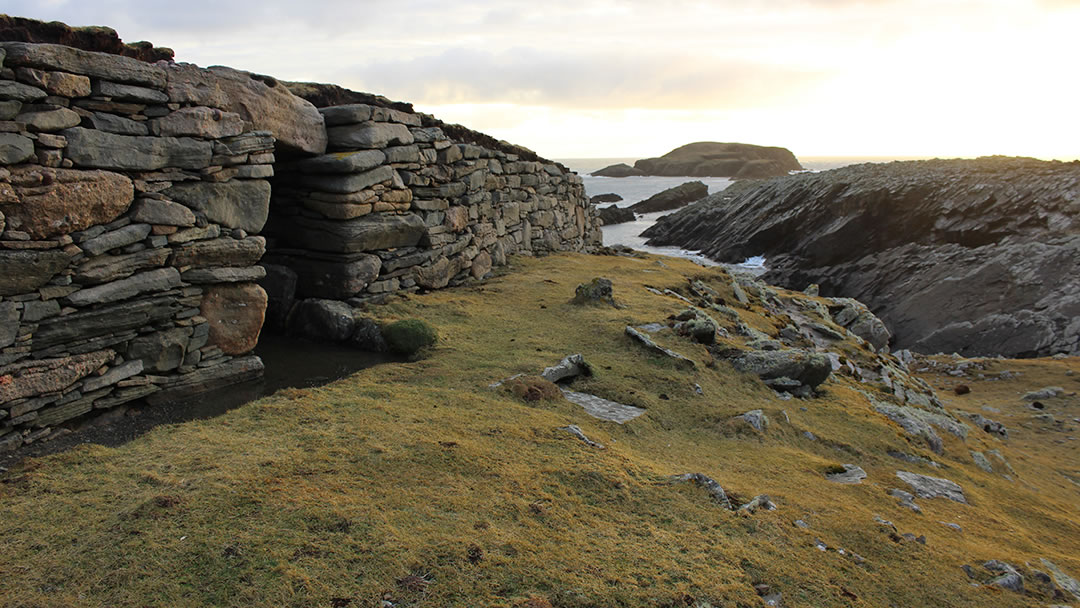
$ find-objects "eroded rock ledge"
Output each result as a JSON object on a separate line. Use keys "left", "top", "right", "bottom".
{"left": 643, "top": 156, "right": 1080, "bottom": 357}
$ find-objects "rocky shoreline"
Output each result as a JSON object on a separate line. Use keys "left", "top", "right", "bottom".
{"left": 642, "top": 156, "right": 1080, "bottom": 357}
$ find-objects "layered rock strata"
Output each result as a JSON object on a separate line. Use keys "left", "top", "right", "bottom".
{"left": 643, "top": 157, "right": 1080, "bottom": 357}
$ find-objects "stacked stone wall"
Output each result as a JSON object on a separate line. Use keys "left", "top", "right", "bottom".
{"left": 264, "top": 102, "right": 601, "bottom": 323}
{"left": 0, "top": 42, "right": 311, "bottom": 451}
{"left": 0, "top": 35, "right": 602, "bottom": 451}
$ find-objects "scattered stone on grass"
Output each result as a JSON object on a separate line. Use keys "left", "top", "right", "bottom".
{"left": 541, "top": 354, "right": 591, "bottom": 384}
{"left": 560, "top": 425, "right": 604, "bottom": 449}
{"left": 560, "top": 389, "right": 646, "bottom": 424}
{"left": 624, "top": 326, "right": 695, "bottom": 369}
{"left": 896, "top": 471, "right": 967, "bottom": 504}
{"left": 826, "top": 464, "right": 867, "bottom": 484}
{"left": 669, "top": 473, "right": 732, "bottom": 509}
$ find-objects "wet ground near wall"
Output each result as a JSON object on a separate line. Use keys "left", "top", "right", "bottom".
{"left": 0, "top": 334, "right": 393, "bottom": 468}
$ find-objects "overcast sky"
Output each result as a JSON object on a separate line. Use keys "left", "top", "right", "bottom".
{"left": 11, "top": 0, "right": 1080, "bottom": 159}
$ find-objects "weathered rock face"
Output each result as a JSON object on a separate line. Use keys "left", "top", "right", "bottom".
{"left": 628, "top": 181, "right": 708, "bottom": 214}
{"left": 164, "top": 63, "right": 327, "bottom": 156}
{"left": 644, "top": 157, "right": 1080, "bottom": 357}
{"left": 633, "top": 142, "right": 801, "bottom": 178}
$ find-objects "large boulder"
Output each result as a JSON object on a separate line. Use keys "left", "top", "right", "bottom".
{"left": 628, "top": 181, "right": 708, "bottom": 214}
{"left": 164, "top": 63, "right": 327, "bottom": 155}
{"left": 288, "top": 298, "right": 355, "bottom": 342}
{"left": 729, "top": 349, "right": 832, "bottom": 388}
{"left": 633, "top": 142, "right": 801, "bottom": 178}
{"left": 643, "top": 157, "right": 1080, "bottom": 357}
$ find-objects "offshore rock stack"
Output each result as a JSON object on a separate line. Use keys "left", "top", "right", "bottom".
{"left": 263, "top": 99, "right": 600, "bottom": 325}
{"left": 0, "top": 32, "right": 602, "bottom": 451}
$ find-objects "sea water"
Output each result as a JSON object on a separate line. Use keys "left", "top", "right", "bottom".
{"left": 555, "top": 156, "right": 918, "bottom": 273}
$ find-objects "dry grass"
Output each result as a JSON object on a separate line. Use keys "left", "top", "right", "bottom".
{"left": 0, "top": 252, "right": 1077, "bottom": 608}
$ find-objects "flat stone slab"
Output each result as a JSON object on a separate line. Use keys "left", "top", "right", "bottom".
{"left": 826, "top": 464, "right": 867, "bottom": 484}
{"left": 896, "top": 471, "right": 967, "bottom": 504}
{"left": 561, "top": 389, "right": 646, "bottom": 424}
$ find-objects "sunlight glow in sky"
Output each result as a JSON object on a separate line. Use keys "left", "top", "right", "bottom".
{"left": 9, "top": 0, "right": 1080, "bottom": 160}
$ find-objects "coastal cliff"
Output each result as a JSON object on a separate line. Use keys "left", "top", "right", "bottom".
{"left": 643, "top": 156, "right": 1080, "bottom": 357}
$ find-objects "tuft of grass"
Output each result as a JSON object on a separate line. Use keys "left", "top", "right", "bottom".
{"left": 382, "top": 318, "right": 438, "bottom": 355}
{"left": 504, "top": 375, "right": 564, "bottom": 403}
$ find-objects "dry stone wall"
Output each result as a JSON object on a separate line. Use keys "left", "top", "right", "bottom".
{"left": 0, "top": 36, "right": 602, "bottom": 451}
{"left": 0, "top": 41, "right": 307, "bottom": 452}
{"left": 264, "top": 101, "right": 600, "bottom": 327}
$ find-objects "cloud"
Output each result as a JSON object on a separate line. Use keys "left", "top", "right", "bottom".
{"left": 336, "top": 47, "right": 829, "bottom": 110}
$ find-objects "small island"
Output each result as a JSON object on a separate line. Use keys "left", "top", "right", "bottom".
{"left": 591, "top": 142, "right": 802, "bottom": 179}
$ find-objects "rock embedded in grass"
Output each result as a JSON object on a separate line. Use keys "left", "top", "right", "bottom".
{"left": 570, "top": 277, "right": 617, "bottom": 306}
{"left": 895, "top": 471, "right": 967, "bottom": 504}
{"left": 825, "top": 464, "right": 866, "bottom": 484}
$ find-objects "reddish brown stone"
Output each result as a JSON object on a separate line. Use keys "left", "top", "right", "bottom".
{"left": 199, "top": 283, "right": 267, "bottom": 355}
{"left": 0, "top": 167, "right": 133, "bottom": 239}
{"left": 0, "top": 349, "right": 114, "bottom": 403}
{"left": 445, "top": 206, "right": 469, "bottom": 232}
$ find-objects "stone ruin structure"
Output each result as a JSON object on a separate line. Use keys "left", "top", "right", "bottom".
{"left": 0, "top": 35, "right": 600, "bottom": 452}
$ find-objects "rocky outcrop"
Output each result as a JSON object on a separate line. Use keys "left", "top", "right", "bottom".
{"left": 634, "top": 142, "right": 801, "bottom": 178}
{"left": 590, "top": 163, "right": 644, "bottom": 178}
{"left": 628, "top": 181, "right": 708, "bottom": 214}
{"left": 644, "top": 157, "right": 1080, "bottom": 357}
{"left": 598, "top": 205, "right": 635, "bottom": 226}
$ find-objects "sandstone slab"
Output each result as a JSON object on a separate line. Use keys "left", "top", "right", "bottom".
{"left": 169, "top": 236, "right": 265, "bottom": 268}
{"left": 65, "top": 267, "right": 181, "bottom": 306}
{"left": 15, "top": 107, "right": 80, "bottom": 132}
{"left": 164, "top": 63, "right": 326, "bottom": 155}
{"left": 130, "top": 198, "right": 197, "bottom": 226}
{"left": 1, "top": 42, "right": 167, "bottom": 88}
{"left": 328, "top": 122, "right": 413, "bottom": 149}
{"left": 279, "top": 213, "right": 426, "bottom": 253}
{"left": 63, "top": 127, "right": 212, "bottom": 171}
{"left": 150, "top": 106, "right": 246, "bottom": 139}
{"left": 287, "top": 149, "right": 386, "bottom": 174}
{"left": 165, "top": 180, "right": 271, "bottom": 233}
{"left": 200, "top": 282, "right": 267, "bottom": 355}
{"left": 74, "top": 247, "right": 169, "bottom": 285}
{"left": 0, "top": 349, "right": 113, "bottom": 403}
{"left": 289, "top": 164, "right": 395, "bottom": 194}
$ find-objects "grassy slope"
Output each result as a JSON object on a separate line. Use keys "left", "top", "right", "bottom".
{"left": 1, "top": 253, "right": 1077, "bottom": 608}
